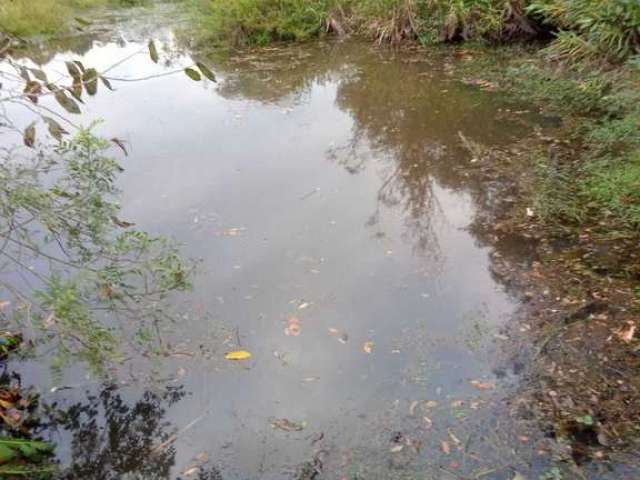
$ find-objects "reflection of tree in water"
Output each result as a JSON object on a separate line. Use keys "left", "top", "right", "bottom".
{"left": 212, "top": 42, "right": 525, "bottom": 259}
{"left": 38, "top": 384, "right": 223, "bottom": 480}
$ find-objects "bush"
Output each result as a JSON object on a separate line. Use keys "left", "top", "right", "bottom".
{"left": 193, "top": 0, "right": 333, "bottom": 45}
{"left": 528, "top": 0, "right": 640, "bottom": 62}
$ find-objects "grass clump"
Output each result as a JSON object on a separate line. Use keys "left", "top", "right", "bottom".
{"left": 191, "top": 0, "right": 335, "bottom": 45}
{"left": 0, "top": 0, "right": 147, "bottom": 38}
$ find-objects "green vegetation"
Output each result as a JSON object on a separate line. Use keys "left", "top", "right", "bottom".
{"left": 189, "top": 1, "right": 640, "bottom": 230}
{"left": 0, "top": 0, "right": 147, "bottom": 37}
{"left": 191, "top": 0, "right": 640, "bottom": 62}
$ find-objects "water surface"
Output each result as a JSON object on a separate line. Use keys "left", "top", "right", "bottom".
{"left": 3, "top": 6, "right": 567, "bottom": 479}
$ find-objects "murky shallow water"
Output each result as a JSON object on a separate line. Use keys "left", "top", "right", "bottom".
{"left": 2, "top": 5, "right": 611, "bottom": 480}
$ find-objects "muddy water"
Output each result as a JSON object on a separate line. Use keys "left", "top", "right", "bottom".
{"left": 3, "top": 6, "right": 568, "bottom": 480}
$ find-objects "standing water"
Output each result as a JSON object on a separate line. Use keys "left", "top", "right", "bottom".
{"left": 3, "top": 4, "right": 572, "bottom": 480}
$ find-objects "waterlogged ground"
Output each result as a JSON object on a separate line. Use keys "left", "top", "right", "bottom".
{"left": 1, "top": 5, "right": 604, "bottom": 480}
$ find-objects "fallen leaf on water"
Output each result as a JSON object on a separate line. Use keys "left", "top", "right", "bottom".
{"left": 270, "top": 418, "right": 306, "bottom": 432}
{"left": 470, "top": 380, "right": 495, "bottom": 390}
{"left": 423, "top": 416, "right": 432, "bottom": 429}
{"left": 225, "top": 350, "right": 252, "bottom": 360}
{"left": 285, "top": 316, "right": 302, "bottom": 336}
{"left": 448, "top": 429, "right": 461, "bottom": 445}
{"left": 217, "top": 227, "right": 246, "bottom": 237}
{"left": 363, "top": 341, "right": 374, "bottom": 354}
{"left": 441, "top": 440, "right": 450, "bottom": 454}
{"left": 194, "top": 452, "right": 209, "bottom": 463}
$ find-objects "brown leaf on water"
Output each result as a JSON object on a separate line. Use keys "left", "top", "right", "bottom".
{"left": 284, "top": 316, "right": 302, "bottom": 336}
{"left": 470, "top": 380, "right": 495, "bottom": 390}
{"left": 270, "top": 418, "right": 306, "bottom": 432}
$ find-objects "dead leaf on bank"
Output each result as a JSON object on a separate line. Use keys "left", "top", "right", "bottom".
{"left": 616, "top": 321, "right": 636, "bottom": 343}
{"left": 363, "top": 341, "right": 374, "bottom": 354}
{"left": 440, "top": 440, "right": 450, "bottom": 454}
{"left": 470, "top": 380, "right": 495, "bottom": 390}
{"left": 224, "top": 350, "right": 252, "bottom": 360}
{"left": 270, "top": 418, "right": 306, "bottom": 432}
{"left": 284, "top": 316, "right": 302, "bottom": 336}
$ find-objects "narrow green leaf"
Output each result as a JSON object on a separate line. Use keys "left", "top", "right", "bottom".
{"left": 23, "top": 80, "right": 41, "bottom": 104}
{"left": 195, "top": 62, "right": 216, "bottom": 82}
{"left": 23, "top": 122, "right": 36, "bottom": 148}
{"left": 83, "top": 68, "right": 98, "bottom": 96}
{"left": 100, "top": 76, "right": 114, "bottom": 91}
{"left": 28, "top": 68, "right": 47, "bottom": 82}
{"left": 148, "top": 40, "right": 159, "bottom": 64}
{"left": 65, "top": 61, "right": 81, "bottom": 81}
{"left": 74, "top": 17, "right": 92, "bottom": 26}
{"left": 54, "top": 91, "right": 81, "bottom": 114}
{"left": 43, "top": 117, "right": 68, "bottom": 141}
{"left": 184, "top": 67, "right": 201, "bottom": 81}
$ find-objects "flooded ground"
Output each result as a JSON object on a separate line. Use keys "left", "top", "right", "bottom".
{"left": 4, "top": 4, "right": 632, "bottom": 479}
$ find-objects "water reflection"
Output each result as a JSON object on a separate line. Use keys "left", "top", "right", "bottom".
{"left": 5, "top": 18, "right": 564, "bottom": 480}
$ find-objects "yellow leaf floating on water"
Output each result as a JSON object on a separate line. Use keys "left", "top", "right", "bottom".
{"left": 225, "top": 350, "right": 252, "bottom": 360}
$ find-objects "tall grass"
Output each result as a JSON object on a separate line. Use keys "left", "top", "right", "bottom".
{"left": 528, "top": 0, "right": 640, "bottom": 63}
{"left": 0, "top": 0, "right": 147, "bottom": 37}
{"left": 191, "top": 0, "right": 640, "bottom": 62}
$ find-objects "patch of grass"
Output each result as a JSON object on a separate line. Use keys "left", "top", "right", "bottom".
{"left": 191, "top": 0, "right": 333, "bottom": 45}
{"left": 0, "top": 0, "right": 70, "bottom": 37}
{"left": 581, "top": 152, "right": 640, "bottom": 225}
{"left": 0, "top": 0, "right": 147, "bottom": 38}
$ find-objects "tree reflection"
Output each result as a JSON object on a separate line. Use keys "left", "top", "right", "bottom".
{"left": 210, "top": 42, "right": 529, "bottom": 261}
{"left": 43, "top": 385, "right": 186, "bottom": 480}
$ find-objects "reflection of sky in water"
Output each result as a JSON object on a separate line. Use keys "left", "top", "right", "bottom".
{"left": 3, "top": 18, "right": 549, "bottom": 479}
